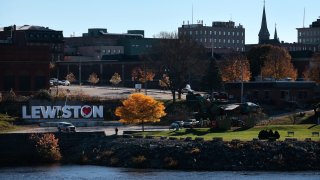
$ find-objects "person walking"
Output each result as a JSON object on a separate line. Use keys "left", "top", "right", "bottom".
{"left": 115, "top": 127, "right": 118, "bottom": 135}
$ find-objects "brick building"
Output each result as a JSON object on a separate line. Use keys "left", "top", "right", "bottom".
{"left": 0, "top": 25, "right": 63, "bottom": 94}
{"left": 225, "top": 81, "right": 317, "bottom": 108}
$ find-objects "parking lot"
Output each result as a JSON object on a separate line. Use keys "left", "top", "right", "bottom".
{"left": 52, "top": 84, "right": 188, "bottom": 100}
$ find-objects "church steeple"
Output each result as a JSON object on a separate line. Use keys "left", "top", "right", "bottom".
{"left": 258, "top": 1, "right": 270, "bottom": 44}
{"left": 274, "top": 23, "right": 279, "bottom": 41}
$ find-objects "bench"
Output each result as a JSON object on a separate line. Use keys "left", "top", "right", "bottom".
{"left": 287, "top": 131, "right": 294, "bottom": 137}
{"left": 312, "top": 132, "right": 319, "bottom": 137}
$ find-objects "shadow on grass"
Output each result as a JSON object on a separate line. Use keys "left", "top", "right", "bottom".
{"left": 308, "top": 124, "right": 318, "bottom": 129}
{"left": 169, "top": 128, "right": 228, "bottom": 136}
{"left": 169, "top": 128, "right": 207, "bottom": 136}
{"left": 232, "top": 126, "right": 253, "bottom": 132}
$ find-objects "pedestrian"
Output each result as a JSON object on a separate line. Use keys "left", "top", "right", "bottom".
{"left": 115, "top": 127, "right": 118, "bottom": 135}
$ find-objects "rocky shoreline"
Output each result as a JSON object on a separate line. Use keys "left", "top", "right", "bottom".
{"left": 65, "top": 137, "right": 320, "bottom": 171}
{"left": 0, "top": 133, "right": 319, "bottom": 171}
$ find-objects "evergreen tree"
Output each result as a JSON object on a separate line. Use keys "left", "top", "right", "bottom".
{"left": 201, "top": 58, "right": 223, "bottom": 93}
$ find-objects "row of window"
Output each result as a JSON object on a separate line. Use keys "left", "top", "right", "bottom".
{"left": 29, "top": 33, "right": 62, "bottom": 39}
{"left": 102, "top": 49, "right": 122, "bottom": 54}
{"left": 214, "top": 47, "right": 244, "bottom": 51}
{"left": 298, "top": 38, "right": 320, "bottom": 44}
{"left": 299, "top": 30, "right": 320, "bottom": 37}
{"left": 194, "top": 38, "right": 244, "bottom": 44}
{"left": 285, "top": 46, "right": 318, "bottom": 52}
{"left": 252, "top": 90, "right": 308, "bottom": 100}
{"left": 131, "top": 44, "right": 153, "bottom": 48}
{"left": 180, "top": 30, "right": 244, "bottom": 37}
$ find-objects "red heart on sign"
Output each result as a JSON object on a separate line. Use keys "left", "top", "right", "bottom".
{"left": 82, "top": 107, "right": 91, "bottom": 115}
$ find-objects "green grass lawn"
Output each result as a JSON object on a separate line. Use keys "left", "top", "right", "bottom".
{"left": 134, "top": 124, "right": 320, "bottom": 141}
{"left": 0, "top": 114, "right": 19, "bottom": 132}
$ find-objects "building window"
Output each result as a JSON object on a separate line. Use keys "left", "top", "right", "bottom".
{"left": 232, "top": 32, "right": 235, "bottom": 36}
{"left": 228, "top": 32, "right": 230, "bottom": 36}
{"left": 214, "top": 39, "right": 217, "bottom": 43}
{"left": 214, "top": 31, "right": 216, "bottom": 35}
{"left": 219, "top": 31, "right": 221, "bottom": 35}
{"left": 227, "top": 39, "right": 230, "bottom": 43}
{"left": 210, "top": 31, "right": 212, "bottom": 35}
{"left": 223, "top": 32, "right": 226, "bottom": 35}
{"left": 196, "top": 31, "right": 198, "bottom": 35}
{"left": 237, "top": 32, "right": 239, "bottom": 36}
{"left": 264, "top": 91, "right": 270, "bottom": 100}
{"left": 190, "top": 31, "right": 192, "bottom": 35}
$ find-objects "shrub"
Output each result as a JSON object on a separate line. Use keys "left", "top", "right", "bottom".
{"left": 29, "top": 133, "right": 62, "bottom": 162}
{"left": 110, "top": 157, "right": 119, "bottom": 165}
{"left": 190, "top": 147, "right": 201, "bottom": 154}
{"left": 274, "top": 131, "right": 280, "bottom": 139}
{"left": 164, "top": 157, "right": 178, "bottom": 168}
{"left": 258, "top": 129, "right": 280, "bottom": 140}
{"left": 258, "top": 130, "right": 269, "bottom": 140}
{"left": 132, "top": 155, "right": 146, "bottom": 164}
{"left": 33, "top": 89, "right": 52, "bottom": 101}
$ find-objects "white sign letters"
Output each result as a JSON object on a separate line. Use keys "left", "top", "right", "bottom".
{"left": 22, "top": 105, "right": 104, "bottom": 119}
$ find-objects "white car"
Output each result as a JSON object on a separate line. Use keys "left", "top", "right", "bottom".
{"left": 57, "top": 122, "right": 76, "bottom": 132}
{"left": 58, "top": 80, "right": 70, "bottom": 86}
{"left": 49, "top": 78, "right": 59, "bottom": 86}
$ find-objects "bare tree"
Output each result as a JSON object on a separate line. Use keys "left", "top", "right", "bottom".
{"left": 150, "top": 32, "right": 209, "bottom": 102}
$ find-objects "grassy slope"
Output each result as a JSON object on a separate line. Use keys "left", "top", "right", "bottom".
{"left": 136, "top": 124, "right": 320, "bottom": 141}
{"left": 0, "top": 114, "right": 18, "bottom": 132}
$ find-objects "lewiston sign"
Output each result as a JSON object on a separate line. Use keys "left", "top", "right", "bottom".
{"left": 22, "top": 105, "right": 104, "bottom": 119}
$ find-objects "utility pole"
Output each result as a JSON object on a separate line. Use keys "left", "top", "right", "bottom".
{"left": 240, "top": 61, "right": 244, "bottom": 103}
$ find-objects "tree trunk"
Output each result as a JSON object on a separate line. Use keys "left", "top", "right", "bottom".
{"left": 171, "top": 89, "right": 176, "bottom": 103}
{"left": 142, "top": 119, "right": 145, "bottom": 132}
{"left": 178, "top": 89, "right": 182, "bottom": 99}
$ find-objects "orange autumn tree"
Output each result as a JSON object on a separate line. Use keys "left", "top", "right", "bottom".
{"left": 131, "top": 67, "right": 155, "bottom": 83}
{"left": 115, "top": 93, "right": 166, "bottom": 131}
{"left": 303, "top": 53, "right": 320, "bottom": 84}
{"left": 220, "top": 53, "right": 251, "bottom": 82}
{"left": 261, "top": 46, "right": 297, "bottom": 80}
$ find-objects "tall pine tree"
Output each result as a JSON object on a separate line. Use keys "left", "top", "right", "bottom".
{"left": 201, "top": 58, "right": 223, "bottom": 93}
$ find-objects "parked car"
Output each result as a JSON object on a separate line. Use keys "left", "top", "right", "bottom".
{"left": 49, "top": 78, "right": 59, "bottom": 86}
{"left": 173, "top": 121, "right": 184, "bottom": 128}
{"left": 183, "top": 119, "right": 199, "bottom": 128}
{"left": 58, "top": 80, "right": 70, "bottom": 86}
{"left": 57, "top": 122, "right": 76, "bottom": 132}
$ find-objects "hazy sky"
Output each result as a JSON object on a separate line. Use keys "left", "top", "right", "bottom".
{"left": 1, "top": 0, "right": 319, "bottom": 44}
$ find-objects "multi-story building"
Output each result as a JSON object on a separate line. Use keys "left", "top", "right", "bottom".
{"left": 0, "top": 25, "right": 63, "bottom": 94}
{"left": 178, "top": 20, "right": 245, "bottom": 52}
{"left": 297, "top": 18, "right": 320, "bottom": 45}
{"left": 61, "top": 28, "right": 159, "bottom": 85}
{"left": 0, "top": 25, "right": 64, "bottom": 62}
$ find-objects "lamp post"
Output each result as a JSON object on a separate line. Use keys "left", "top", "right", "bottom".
{"left": 79, "top": 59, "right": 82, "bottom": 85}
{"left": 240, "top": 60, "right": 244, "bottom": 103}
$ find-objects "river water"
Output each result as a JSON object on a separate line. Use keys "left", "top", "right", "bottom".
{"left": 0, "top": 165, "right": 319, "bottom": 180}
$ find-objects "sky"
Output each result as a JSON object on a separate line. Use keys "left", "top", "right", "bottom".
{"left": 1, "top": 0, "right": 319, "bottom": 44}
